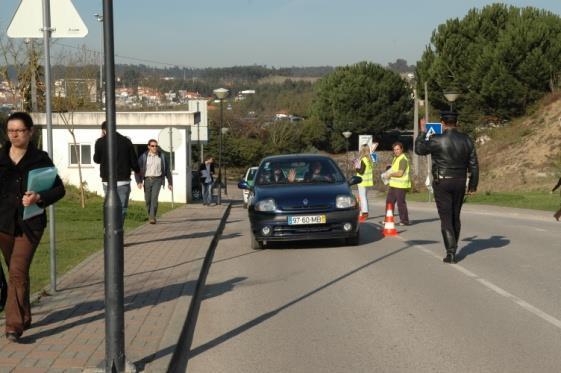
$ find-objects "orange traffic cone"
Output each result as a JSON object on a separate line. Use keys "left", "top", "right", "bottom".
{"left": 383, "top": 203, "right": 398, "bottom": 237}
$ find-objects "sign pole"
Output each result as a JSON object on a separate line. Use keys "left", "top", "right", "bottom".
{"left": 185, "top": 127, "right": 192, "bottom": 203}
{"left": 169, "top": 127, "right": 175, "bottom": 208}
{"left": 41, "top": 0, "right": 57, "bottom": 294}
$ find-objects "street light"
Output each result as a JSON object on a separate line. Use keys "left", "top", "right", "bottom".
{"left": 213, "top": 87, "right": 229, "bottom": 205}
{"left": 94, "top": 13, "right": 103, "bottom": 107}
{"left": 443, "top": 91, "right": 460, "bottom": 111}
{"left": 342, "top": 131, "right": 352, "bottom": 178}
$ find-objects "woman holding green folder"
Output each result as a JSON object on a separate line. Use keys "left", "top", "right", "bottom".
{"left": 0, "top": 112, "right": 65, "bottom": 343}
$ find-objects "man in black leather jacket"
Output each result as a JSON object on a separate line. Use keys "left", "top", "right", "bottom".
{"left": 415, "top": 111, "right": 479, "bottom": 263}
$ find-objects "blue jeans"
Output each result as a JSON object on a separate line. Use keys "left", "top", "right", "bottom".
{"left": 202, "top": 183, "right": 213, "bottom": 205}
{"left": 103, "top": 183, "right": 131, "bottom": 224}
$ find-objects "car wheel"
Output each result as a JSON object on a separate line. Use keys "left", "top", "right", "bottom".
{"left": 346, "top": 230, "right": 360, "bottom": 246}
{"left": 251, "top": 233, "right": 264, "bottom": 250}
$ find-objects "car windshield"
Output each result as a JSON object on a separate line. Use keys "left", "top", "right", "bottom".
{"left": 255, "top": 158, "right": 345, "bottom": 185}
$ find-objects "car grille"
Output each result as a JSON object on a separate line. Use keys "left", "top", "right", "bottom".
{"left": 272, "top": 223, "right": 345, "bottom": 236}
{"left": 281, "top": 204, "right": 331, "bottom": 210}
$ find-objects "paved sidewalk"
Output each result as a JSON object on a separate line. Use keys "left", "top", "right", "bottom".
{"left": 0, "top": 202, "right": 230, "bottom": 373}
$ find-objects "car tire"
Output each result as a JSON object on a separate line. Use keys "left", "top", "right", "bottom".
{"left": 346, "top": 230, "right": 360, "bottom": 246}
{"left": 251, "top": 233, "right": 264, "bottom": 250}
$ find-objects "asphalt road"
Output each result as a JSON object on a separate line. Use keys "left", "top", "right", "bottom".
{"left": 188, "top": 199, "right": 561, "bottom": 373}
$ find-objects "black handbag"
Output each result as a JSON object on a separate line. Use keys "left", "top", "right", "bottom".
{"left": 0, "top": 265, "right": 7, "bottom": 312}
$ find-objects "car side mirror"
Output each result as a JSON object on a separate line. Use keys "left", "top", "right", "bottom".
{"left": 348, "top": 176, "right": 362, "bottom": 186}
{"left": 238, "top": 180, "right": 249, "bottom": 190}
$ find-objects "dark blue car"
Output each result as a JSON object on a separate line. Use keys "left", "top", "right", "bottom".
{"left": 238, "top": 154, "right": 362, "bottom": 249}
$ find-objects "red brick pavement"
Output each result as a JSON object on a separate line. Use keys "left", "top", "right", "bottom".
{"left": 0, "top": 203, "right": 230, "bottom": 372}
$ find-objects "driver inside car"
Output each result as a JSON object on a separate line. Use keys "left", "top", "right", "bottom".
{"left": 304, "top": 161, "right": 333, "bottom": 182}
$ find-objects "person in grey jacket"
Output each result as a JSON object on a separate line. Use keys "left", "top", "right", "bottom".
{"left": 135, "top": 139, "right": 173, "bottom": 224}
{"left": 415, "top": 111, "right": 479, "bottom": 263}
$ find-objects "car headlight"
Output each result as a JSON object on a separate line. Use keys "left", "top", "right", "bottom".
{"left": 255, "top": 198, "right": 277, "bottom": 212}
{"left": 336, "top": 195, "right": 356, "bottom": 209}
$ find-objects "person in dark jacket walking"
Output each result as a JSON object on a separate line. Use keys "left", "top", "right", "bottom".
{"left": 415, "top": 111, "right": 479, "bottom": 263}
{"left": 0, "top": 112, "right": 65, "bottom": 342}
{"left": 135, "top": 139, "right": 173, "bottom": 224}
{"left": 93, "top": 121, "right": 140, "bottom": 224}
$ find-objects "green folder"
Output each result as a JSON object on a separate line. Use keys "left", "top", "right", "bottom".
{"left": 22, "top": 167, "right": 57, "bottom": 220}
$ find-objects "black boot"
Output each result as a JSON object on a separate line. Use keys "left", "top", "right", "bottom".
{"left": 441, "top": 229, "right": 457, "bottom": 264}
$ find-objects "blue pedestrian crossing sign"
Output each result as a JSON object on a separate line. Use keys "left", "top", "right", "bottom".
{"left": 425, "top": 123, "right": 443, "bottom": 140}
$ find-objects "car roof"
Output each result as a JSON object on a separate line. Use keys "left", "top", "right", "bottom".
{"left": 261, "top": 154, "right": 333, "bottom": 163}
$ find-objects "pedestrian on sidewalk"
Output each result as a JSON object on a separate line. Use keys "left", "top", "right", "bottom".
{"left": 552, "top": 177, "right": 561, "bottom": 221}
{"left": 93, "top": 121, "right": 140, "bottom": 224}
{"left": 0, "top": 112, "right": 66, "bottom": 343}
{"left": 385, "top": 142, "right": 411, "bottom": 226}
{"left": 415, "top": 111, "right": 479, "bottom": 264}
{"left": 354, "top": 144, "right": 374, "bottom": 222}
{"left": 135, "top": 139, "right": 173, "bottom": 224}
{"left": 199, "top": 156, "right": 215, "bottom": 205}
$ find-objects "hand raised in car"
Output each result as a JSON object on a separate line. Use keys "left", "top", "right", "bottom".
{"left": 287, "top": 168, "right": 297, "bottom": 182}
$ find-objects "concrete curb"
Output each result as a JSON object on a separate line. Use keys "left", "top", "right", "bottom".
{"left": 167, "top": 203, "right": 232, "bottom": 373}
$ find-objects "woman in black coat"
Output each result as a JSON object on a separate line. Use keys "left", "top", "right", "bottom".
{"left": 0, "top": 112, "right": 65, "bottom": 342}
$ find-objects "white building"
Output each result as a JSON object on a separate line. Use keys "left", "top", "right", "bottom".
{"left": 31, "top": 108, "right": 207, "bottom": 203}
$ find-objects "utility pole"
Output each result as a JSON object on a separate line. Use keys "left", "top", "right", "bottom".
{"left": 412, "top": 87, "right": 419, "bottom": 176}
{"left": 424, "top": 81, "right": 432, "bottom": 202}
{"left": 26, "top": 39, "right": 38, "bottom": 112}
{"left": 94, "top": 13, "right": 103, "bottom": 107}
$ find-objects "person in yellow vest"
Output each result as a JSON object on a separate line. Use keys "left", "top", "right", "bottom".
{"left": 354, "top": 144, "right": 374, "bottom": 222}
{"left": 386, "top": 142, "right": 411, "bottom": 225}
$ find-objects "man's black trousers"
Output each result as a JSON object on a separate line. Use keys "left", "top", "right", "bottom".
{"left": 433, "top": 177, "right": 467, "bottom": 241}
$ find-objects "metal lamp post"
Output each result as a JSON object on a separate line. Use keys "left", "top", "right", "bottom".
{"left": 213, "top": 88, "right": 229, "bottom": 205}
{"left": 443, "top": 91, "right": 460, "bottom": 111}
{"left": 342, "top": 131, "right": 352, "bottom": 178}
{"left": 221, "top": 127, "right": 229, "bottom": 195}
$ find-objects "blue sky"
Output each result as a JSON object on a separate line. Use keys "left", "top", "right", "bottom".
{"left": 1, "top": 0, "right": 561, "bottom": 68}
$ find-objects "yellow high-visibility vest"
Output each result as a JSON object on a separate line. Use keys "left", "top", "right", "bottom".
{"left": 357, "top": 156, "right": 373, "bottom": 187}
{"left": 389, "top": 153, "right": 411, "bottom": 189}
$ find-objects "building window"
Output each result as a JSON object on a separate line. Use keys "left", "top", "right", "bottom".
{"left": 69, "top": 144, "right": 92, "bottom": 165}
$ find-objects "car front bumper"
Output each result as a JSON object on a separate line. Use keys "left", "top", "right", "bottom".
{"left": 249, "top": 209, "right": 359, "bottom": 242}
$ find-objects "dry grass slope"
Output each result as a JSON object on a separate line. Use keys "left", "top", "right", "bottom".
{"left": 477, "top": 93, "right": 561, "bottom": 192}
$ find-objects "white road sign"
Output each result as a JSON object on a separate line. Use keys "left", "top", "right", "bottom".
{"left": 158, "top": 127, "right": 183, "bottom": 152}
{"left": 358, "top": 134, "right": 373, "bottom": 151}
{"left": 8, "top": 0, "right": 88, "bottom": 38}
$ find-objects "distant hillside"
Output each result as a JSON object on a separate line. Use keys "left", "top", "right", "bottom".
{"left": 257, "top": 75, "right": 322, "bottom": 84}
{"left": 477, "top": 93, "right": 561, "bottom": 192}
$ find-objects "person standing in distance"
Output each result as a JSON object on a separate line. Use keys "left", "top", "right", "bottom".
{"left": 385, "top": 142, "right": 411, "bottom": 226}
{"left": 0, "top": 112, "right": 66, "bottom": 342}
{"left": 552, "top": 177, "right": 561, "bottom": 221}
{"left": 135, "top": 139, "right": 173, "bottom": 224}
{"left": 93, "top": 121, "right": 140, "bottom": 224}
{"left": 199, "top": 156, "right": 215, "bottom": 205}
{"left": 354, "top": 144, "right": 374, "bottom": 222}
{"left": 415, "top": 111, "right": 479, "bottom": 263}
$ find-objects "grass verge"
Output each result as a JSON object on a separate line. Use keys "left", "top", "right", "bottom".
{"left": 19, "top": 186, "right": 180, "bottom": 295}
{"left": 407, "top": 191, "right": 560, "bottom": 211}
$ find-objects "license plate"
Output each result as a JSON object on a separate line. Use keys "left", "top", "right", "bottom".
{"left": 288, "top": 215, "right": 326, "bottom": 225}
